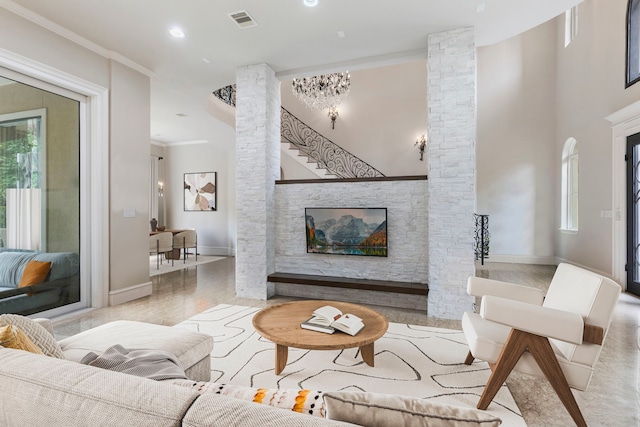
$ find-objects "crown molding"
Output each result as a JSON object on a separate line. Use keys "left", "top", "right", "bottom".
{"left": 0, "top": 0, "right": 154, "bottom": 77}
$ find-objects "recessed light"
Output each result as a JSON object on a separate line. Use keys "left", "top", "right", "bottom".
{"left": 304, "top": 0, "right": 318, "bottom": 7}
{"left": 169, "top": 27, "right": 185, "bottom": 38}
{"left": 202, "top": 58, "right": 211, "bottom": 64}
{"left": 337, "top": 30, "right": 346, "bottom": 38}
{"left": 476, "top": 3, "right": 486, "bottom": 13}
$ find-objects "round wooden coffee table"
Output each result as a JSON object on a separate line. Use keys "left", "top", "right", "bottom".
{"left": 252, "top": 300, "right": 389, "bottom": 375}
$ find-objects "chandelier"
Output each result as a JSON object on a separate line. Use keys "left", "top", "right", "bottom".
{"left": 291, "top": 72, "right": 350, "bottom": 110}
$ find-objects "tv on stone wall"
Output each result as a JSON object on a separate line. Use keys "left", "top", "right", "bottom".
{"left": 305, "top": 207, "right": 387, "bottom": 257}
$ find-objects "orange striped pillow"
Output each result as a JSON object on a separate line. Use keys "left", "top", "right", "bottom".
{"left": 0, "top": 325, "right": 44, "bottom": 354}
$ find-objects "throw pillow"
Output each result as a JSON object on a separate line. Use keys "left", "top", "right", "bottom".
{"left": 18, "top": 260, "right": 52, "bottom": 293}
{"left": 323, "top": 391, "right": 502, "bottom": 427}
{"left": 170, "top": 380, "right": 326, "bottom": 418}
{"left": 0, "top": 314, "right": 64, "bottom": 359}
{"left": 0, "top": 325, "right": 43, "bottom": 354}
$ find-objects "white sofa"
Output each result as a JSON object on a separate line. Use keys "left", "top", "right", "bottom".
{"left": 0, "top": 348, "right": 357, "bottom": 426}
{"left": 0, "top": 316, "right": 504, "bottom": 426}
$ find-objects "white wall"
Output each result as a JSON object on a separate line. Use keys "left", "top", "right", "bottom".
{"left": 165, "top": 139, "right": 236, "bottom": 256}
{"left": 555, "top": 0, "right": 640, "bottom": 275}
{"left": 476, "top": 20, "right": 558, "bottom": 264}
{"left": 281, "top": 61, "right": 429, "bottom": 178}
{"left": 109, "top": 61, "right": 151, "bottom": 296}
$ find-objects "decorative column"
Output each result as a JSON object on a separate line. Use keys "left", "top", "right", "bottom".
{"left": 427, "top": 28, "right": 476, "bottom": 319}
{"left": 235, "top": 64, "right": 281, "bottom": 299}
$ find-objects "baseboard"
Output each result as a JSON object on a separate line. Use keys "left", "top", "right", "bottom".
{"left": 555, "top": 257, "right": 613, "bottom": 279}
{"left": 197, "top": 246, "right": 235, "bottom": 257}
{"left": 485, "top": 255, "right": 614, "bottom": 280}
{"left": 109, "top": 281, "right": 152, "bottom": 306}
{"left": 482, "top": 255, "right": 558, "bottom": 265}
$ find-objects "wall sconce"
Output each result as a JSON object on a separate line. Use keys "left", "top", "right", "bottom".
{"left": 328, "top": 106, "right": 339, "bottom": 129}
{"left": 158, "top": 181, "right": 164, "bottom": 197}
{"left": 415, "top": 134, "right": 427, "bottom": 161}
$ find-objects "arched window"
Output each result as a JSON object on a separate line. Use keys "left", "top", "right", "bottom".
{"left": 561, "top": 138, "right": 579, "bottom": 232}
{"left": 627, "top": 0, "right": 640, "bottom": 87}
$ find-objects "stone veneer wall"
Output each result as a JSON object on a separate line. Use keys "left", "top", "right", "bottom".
{"left": 274, "top": 179, "right": 428, "bottom": 283}
{"left": 427, "top": 28, "right": 476, "bottom": 319}
{"left": 235, "top": 64, "right": 281, "bottom": 299}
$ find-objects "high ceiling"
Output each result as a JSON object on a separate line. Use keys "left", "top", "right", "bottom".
{"left": 2, "top": 0, "right": 581, "bottom": 146}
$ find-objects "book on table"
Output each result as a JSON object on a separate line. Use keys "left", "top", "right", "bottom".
{"left": 300, "top": 305, "right": 365, "bottom": 336}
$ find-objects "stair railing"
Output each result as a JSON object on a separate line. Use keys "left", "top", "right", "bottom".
{"left": 212, "top": 85, "right": 385, "bottom": 179}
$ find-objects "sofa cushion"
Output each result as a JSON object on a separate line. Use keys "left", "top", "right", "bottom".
{"left": 323, "top": 391, "right": 502, "bottom": 427}
{"left": 183, "top": 392, "right": 356, "bottom": 427}
{"left": 0, "top": 348, "right": 200, "bottom": 427}
{"left": 0, "top": 325, "right": 43, "bottom": 354}
{"left": 0, "top": 252, "right": 37, "bottom": 287}
{"left": 0, "top": 314, "right": 64, "bottom": 358}
{"left": 59, "top": 320, "right": 213, "bottom": 375}
{"left": 33, "top": 252, "right": 79, "bottom": 281}
{"left": 0, "top": 251, "right": 79, "bottom": 288}
{"left": 18, "top": 260, "right": 51, "bottom": 290}
{"left": 171, "top": 380, "right": 326, "bottom": 417}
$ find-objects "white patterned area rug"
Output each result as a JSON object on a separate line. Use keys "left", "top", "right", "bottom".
{"left": 175, "top": 304, "right": 526, "bottom": 426}
{"left": 149, "top": 255, "right": 225, "bottom": 277}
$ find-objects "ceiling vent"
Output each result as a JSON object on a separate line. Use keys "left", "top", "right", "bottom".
{"left": 228, "top": 10, "right": 258, "bottom": 29}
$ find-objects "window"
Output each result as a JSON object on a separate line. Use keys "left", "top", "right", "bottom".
{"left": 627, "top": 0, "right": 640, "bottom": 87}
{"left": 564, "top": 5, "right": 579, "bottom": 48}
{"left": 561, "top": 138, "right": 579, "bottom": 232}
{"left": 0, "top": 109, "right": 46, "bottom": 250}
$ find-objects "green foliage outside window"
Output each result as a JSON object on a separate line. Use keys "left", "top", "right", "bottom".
{"left": 0, "top": 129, "right": 39, "bottom": 228}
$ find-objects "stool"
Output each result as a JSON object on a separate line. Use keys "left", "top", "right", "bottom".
{"left": 58, "top": 320, "right": 213, "bottom": 381}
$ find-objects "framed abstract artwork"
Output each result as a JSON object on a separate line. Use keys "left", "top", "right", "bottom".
{"left": 184, "top": 172, "right": 216, "bottom": 211}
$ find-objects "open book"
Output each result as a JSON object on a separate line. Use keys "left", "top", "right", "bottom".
{"left": 300, "top": 305, "right": 365, "bottom": 336}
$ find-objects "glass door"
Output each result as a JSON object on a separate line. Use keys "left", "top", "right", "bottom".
{"left": 0, "top": 76, "right": 81, "bottom": 315}
{"left": 626, "top": 132, "right": 640, "bottom": 296}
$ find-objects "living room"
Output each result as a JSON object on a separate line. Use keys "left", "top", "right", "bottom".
{"left": 0, "top": 0, "right": 638, "bottom": 426}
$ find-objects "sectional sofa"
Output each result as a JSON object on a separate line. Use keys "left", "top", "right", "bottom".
{"left": 0, "top": 316, "right": 503, "bottom": 426}
{"left": 0, "top": 250, "right": 79, "bottom": 315}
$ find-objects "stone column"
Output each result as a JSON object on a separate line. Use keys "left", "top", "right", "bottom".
{"left": 427, "top": 28, "right": 476, "bottom": 319}
{"left": 235, "top": 64, "right": 281, "bottom": 299}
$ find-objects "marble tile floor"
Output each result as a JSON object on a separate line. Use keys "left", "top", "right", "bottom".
{"left": 52, "top": 258, "right": 640, "bottom": 427}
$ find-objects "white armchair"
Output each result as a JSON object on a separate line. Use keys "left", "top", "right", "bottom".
{"left": 462, "top": 263, "right": 621, "bottom": 427}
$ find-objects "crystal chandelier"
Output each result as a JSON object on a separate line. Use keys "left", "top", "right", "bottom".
{"left": 291, "top": 72, "right": 351, "bottom": 110}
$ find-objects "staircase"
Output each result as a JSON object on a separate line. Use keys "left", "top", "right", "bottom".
{"left": 209, "top": 85, "right": 384, "bottom": 179}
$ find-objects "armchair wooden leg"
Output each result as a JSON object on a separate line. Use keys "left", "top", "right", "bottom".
{"left": 527, "top": 333, "right": 587, "bottom": 427}
{"left": 477, "top": 328, "right": 529, "bottom": 411}
{"left": 477, "top": 328, "right": 587, "bottom": 427}
{"left": 464, "top": 351, "right": 475, "bottom": 365}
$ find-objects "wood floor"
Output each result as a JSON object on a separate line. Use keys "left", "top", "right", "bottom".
{"left": 52, "top": 258, "right": 640, "bottom": 426}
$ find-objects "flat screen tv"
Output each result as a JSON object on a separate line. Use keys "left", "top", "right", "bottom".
{"left": 305, "top": 207, "right": 387, "bottom": 257}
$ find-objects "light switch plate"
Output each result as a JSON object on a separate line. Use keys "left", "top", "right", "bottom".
{"left": 123, "top": 208, "right": 136, "bottom": 218}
